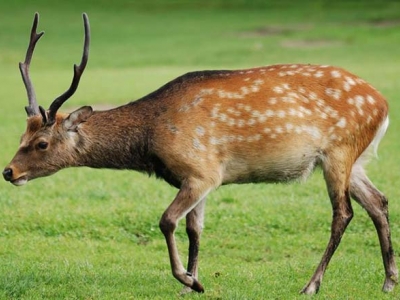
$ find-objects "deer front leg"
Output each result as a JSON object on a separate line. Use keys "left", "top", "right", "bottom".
{"left": 180, "top": 198, "right": 206, "bottom": 294}
{"left": 159, "top": 179, "right": 211, "bottom": 293}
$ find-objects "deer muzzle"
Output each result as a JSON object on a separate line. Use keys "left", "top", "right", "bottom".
{"left": 2, "top": 166, "right": 28, "bottom": 186}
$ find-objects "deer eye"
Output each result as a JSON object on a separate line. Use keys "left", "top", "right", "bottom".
{"left": 37, "top": 141, "right": 49, "bottom": 150}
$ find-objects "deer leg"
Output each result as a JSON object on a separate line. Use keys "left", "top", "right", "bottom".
{"left": 350, "top": 165, "right": 398, "bottom": 292}
{"left": 159, "top": 179, "right": 212, "bottom": 293}
{"left": 180, "top": 198, "right": 206, "bottom": 295}
{"left": 301, "top": 158, "right": 353, "bottom": 295}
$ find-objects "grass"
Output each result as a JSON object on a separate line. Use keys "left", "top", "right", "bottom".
{"left": 1, "top": 0, "right": 400, "bottom": 299}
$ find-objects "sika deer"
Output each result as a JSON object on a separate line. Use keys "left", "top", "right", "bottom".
{"left": 2, "top": 13, "right": 397, "bottom": 294}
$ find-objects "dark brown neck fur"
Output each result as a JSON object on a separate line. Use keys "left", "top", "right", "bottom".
{"left": 74, "top": 98, "right": 181, "bottom": 188}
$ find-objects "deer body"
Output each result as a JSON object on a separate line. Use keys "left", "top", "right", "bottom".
{"left": 3, "top": 13, "right": 397, "bottom": 295}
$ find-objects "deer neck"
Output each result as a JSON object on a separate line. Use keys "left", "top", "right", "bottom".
{"left": 74, "top": 103, "right": 155, "bottom": 171}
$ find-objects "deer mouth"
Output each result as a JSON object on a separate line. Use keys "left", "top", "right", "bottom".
{"left": 11, "top": 176, "right": 28, "bottom": 186}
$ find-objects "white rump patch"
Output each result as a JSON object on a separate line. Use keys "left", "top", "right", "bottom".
{"left": 355, "top": 115, "right": 389, "bottom": 166}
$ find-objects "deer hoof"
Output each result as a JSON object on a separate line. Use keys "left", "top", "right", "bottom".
{"left": 382, "top": 275, "right": 398, "bottom": 292}
{"left": 300, "top": 281, "right": 320, "bottom": 295}
{"left": 191, "top": 278, "right": 204, "bottom": 293}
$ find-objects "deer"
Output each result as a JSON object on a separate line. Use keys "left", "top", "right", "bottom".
{"left": 2, "top": 12, "right": 397, "bottom": 295}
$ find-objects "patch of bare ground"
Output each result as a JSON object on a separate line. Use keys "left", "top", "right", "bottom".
{"left": 237, "top": 24, "right": 313, "bottom": 38}
{"left": 281, "top": 39, "right": 344, "bottom": 49}
{"left": 367, "top": 18, "right": 400, "bottom": 28}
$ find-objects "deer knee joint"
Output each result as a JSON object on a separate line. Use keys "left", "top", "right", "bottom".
{"left": 159, "top": 214, "right": 177, "bottom": 235}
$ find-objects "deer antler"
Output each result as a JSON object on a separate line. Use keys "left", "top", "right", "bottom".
{"left": 19, "top": 12, "right": 44, "bottom": 117}
{"left": 47, "top": 13, "right": 90, "bottom": 125}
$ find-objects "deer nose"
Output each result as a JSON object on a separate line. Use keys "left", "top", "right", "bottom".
{"left": 2, "top": 168, "right": 13, "bottom": 181}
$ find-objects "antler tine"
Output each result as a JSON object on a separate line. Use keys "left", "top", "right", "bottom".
{"left": 19, "top": 12, "right": 45, "bottom": 117}
{"left": 47, "top": 13, "right": 90, "bottom": 125}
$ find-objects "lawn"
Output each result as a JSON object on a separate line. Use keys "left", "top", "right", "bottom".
{"left": 1, "top": 1, "right": 400, "bottom": 299}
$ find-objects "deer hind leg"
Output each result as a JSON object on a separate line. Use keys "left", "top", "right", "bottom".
{"left": 350, "top": 164, "right": 398, "bottom": 292}
{"left": 180, "top": 198, "right": 206, "bottom": 295}
{"left": 159, "top": 178, "right": 212, "bottom": 293}
{"left": 301, "top": 154, "right": 354, "bottom": 295}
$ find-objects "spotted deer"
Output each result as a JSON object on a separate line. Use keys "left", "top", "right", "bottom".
{"left": 2, "top": 13, "right": 397, "bottom": 295}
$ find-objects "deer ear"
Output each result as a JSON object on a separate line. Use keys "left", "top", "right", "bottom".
{"left": 63, "top": 106, "right": 93, "bottom": 131}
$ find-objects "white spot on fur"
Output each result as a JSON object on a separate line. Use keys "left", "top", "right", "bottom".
{"left": 219, "top": 113, "right": 228, "bottom": 122}
{"left": 303, "top": 126, "right": 321, "bottom": 139}
{"left": 331, "top": 70, "right": 341, "bottom": 78}
{"left": 210, "top": 137, "right": 219, "bottom": 145}
{"left": 297, "top": 111, "right": 305, "bottom": 118}
{"left": 251, "top": 85, "right": 260, "bottom": 93}
{"left": 345, "top": 76, "right": 356, "bottom": 86}
{"left": 299, "top": 106, "right": 312, "bottom": 115}
{"left": 265, "top": 110, "right": 274, "bottom": 117}
{"left": 247, "top": 119, "right": 256, "bottom": 126}
{"left": 226, "top": 107, "right": 235, "bottom": 114}
{"left": 258, "top": 115, "right": 267, "bottom": 123}
{"left": 211, "top": 106, "right": 219, "bottom": 118}
{"left": 285, "top": 123, "right": 294, "bottom": 132}
{"left": 269, "top": 97, "right": 278, "bottom": 105}
{"left": 240, "top": 86, "right": 250, "bottom": 95}
{"left": 343, "top": 76, "right": 357, "bottom": 91}
{"left": 355, "top": 95, "right": 365, "bottom": 115}
{"left": 309, "top": 92, "right": 318, "bottom": 101}
{"left": 251, "top": 110, "right": 261, "bottom": 117}
{"left": 366, "top": 95, "right": 376, "bottom": 105}
{"left": 228, "top": 118, "right": 236, "bottom": 126}
{"left": 264, "top": 128, "right": 271, "bottom": 133}
{"left": 193, "top": 138, "right": 206, "bottom": 151}
{"left": 336, "top": 117, "right": 347, "bottom": 128}
{"left": 195, "top": 126, "right": 205, "bottom": 136}
{"left": 325, "top": 88, "right": 342, "bottom": 100}
{"left": 316, "top": 99, "right": 325, "bottom": 107}
{"left": 277, "top": 110, "right": 286, "bottom": 118}
{"left": 314, "top": 71, "right": 324, "bottom": 78}
{"left": 288, "top": 108, "right": 297, "bottom": 116}
{"left": 298, "top": 87, "right": 306, "bottom": 94}
{"left": 275, "top": 126, "right": 283, "bottom": 134}
{"left": 281, "top": 96, "right": 296, "bottom": 104}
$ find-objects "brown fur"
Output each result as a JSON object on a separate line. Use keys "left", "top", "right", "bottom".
{"left": 3, "top": 64, "right": 397, "bottom": 294}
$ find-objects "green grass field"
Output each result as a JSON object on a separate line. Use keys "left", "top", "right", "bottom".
{"left": 1, "top": 1, "right": 400, "bottom": 299}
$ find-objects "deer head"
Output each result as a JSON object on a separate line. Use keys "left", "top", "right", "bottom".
{"left": 2, "top": 13, "right": 91, "bottom": 185}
